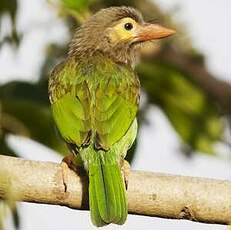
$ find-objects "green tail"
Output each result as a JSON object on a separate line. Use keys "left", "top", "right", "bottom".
{"left": 88, "top": 152, "right": 127, "bottom": 227}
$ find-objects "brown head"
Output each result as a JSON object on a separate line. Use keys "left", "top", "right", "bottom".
{"left": 69, "top": 6, "right": 175, "bottom": 66}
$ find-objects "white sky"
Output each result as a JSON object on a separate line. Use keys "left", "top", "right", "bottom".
{"left": 156, "top": 0, "right": 231, "bottom": 83}
{"left": 1, "top": 0, "right": 231, "bottom": 229}
{"left": 0, "top": 0, "right": 69, "bottom": 83}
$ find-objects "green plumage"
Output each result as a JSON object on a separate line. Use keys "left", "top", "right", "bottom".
{"left": 48, "top": 5, "right": 174, "bottom": 226}
{"left": 49, "top": 53, "right": 139, "bottom": 226}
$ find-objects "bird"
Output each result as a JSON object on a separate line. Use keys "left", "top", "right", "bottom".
{"left": 48, "top": 6, "right": 175, "bottom": 227}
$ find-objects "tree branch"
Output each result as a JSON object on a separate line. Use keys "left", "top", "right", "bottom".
{"left": 0, "top": 155, "right": 231, "bottom": 225}
{"left": 155, "top": 45, "right": 231, "bottom": 114}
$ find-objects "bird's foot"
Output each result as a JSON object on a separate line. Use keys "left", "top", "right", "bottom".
{"left": 60, "top": 154, "right": 76, "bottom": 192}
{"left": 60, "top": 154, "right": 85, "bottom": 191}
{"left": 121, "top": 160, "right": 131, "bottom": 189}
{"left": 62, "top": 154, "right": 76, "bottom": 170}
{"left": 61, "top": 154, "right": 80, "bottom": 192}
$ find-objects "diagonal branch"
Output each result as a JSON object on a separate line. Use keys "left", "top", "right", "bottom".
{"left": 155, "top": 45, "right": 231, "bottom": 114}
{"left": 0, "top": 155, "right": 231, "bottom": 225}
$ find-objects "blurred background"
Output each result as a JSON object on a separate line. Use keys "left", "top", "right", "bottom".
{"left": 0, "top": 0, "right": 231, "bottom": 229}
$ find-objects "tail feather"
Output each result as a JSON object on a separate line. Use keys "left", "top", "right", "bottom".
{"left": 88, "top": 152, "right": 127, "bottom": 227}
{"left": 114, "top": 166, "right": 127, "bottom": 224}
{"left": 102, "top": 163, "right": 118, "bottom": 222}
{"left": 109, "top": 165, "right": 124, "bottom": 223}
{"left": 89, "top": 174, "right": 105, "bottom": 227}
{"left": 89, "top": 155, "right": 109, "bottom": 225}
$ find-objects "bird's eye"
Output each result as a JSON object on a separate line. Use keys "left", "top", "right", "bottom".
{"left": 124, "top": 22, "right": 133, "bottom": 31}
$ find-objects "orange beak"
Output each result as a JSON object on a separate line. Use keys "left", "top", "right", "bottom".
{"left": 135, "top": 23, "right": 176, "bottom": 42}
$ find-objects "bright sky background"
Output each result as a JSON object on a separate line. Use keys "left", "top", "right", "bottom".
{"left": 1, "top": 0, "right": 231, "bottom": 229}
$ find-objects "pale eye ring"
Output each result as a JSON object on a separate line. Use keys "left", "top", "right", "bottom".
{"left": 124, "top": 22, "right": 133, "bottom": 31}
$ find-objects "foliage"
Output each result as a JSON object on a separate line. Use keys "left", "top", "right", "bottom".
{"left": 0, "top": 172, "right": 19, "bottom": 230}
{"left": 0, "top": 0, "right": 229, "bottom": 159}
{"left": 138, "top": 61, "right": 223, "bottom": 154}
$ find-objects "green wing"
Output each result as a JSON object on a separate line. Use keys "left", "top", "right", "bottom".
{"left": 94, "top": 64, "right": 139, "bottom": 150}
{"left": 49, "top": 60, "right": 91, "bottom": 146}
{"left": 49, "top": 57, "right": 139, "bottom": 150}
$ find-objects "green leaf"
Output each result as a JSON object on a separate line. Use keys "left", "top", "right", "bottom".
{"left": 1, "top": 99, "right": 66, "bottom": 155}
{"left": 0, "top": 81, "right": 49, "bottom": 105}
{"left": 137, "top": 61, "right": 224, "bottom": 154}
{"left": 61, "top": 0, "right": 90, "bottom": 11}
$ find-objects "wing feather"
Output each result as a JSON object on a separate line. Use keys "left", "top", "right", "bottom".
{"left": 49, "top": 57, "right": 139, "bottom": 150}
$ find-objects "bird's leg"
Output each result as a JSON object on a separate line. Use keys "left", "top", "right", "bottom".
{"left": 61, "top": 153, "right": 84, "bottom": 192}
{"left": 62, "top": 153, "right": 76, "bottom": 170}
{"left": 121, "top": 159, "right": 131, "bottom": 189}
{"left": 60, "top": 154, "right": 74, "bottom": 192}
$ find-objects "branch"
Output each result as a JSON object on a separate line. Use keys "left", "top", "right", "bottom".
{"left": 0, "top": 155, "right": 231, "bottom": 225}
{"left": 155, "top": 45, "right": 231, "bottom": 114}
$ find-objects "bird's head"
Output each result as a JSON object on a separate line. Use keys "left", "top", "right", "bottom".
{"left": 69, "top": 6, "right": 175, "bottom": 66}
